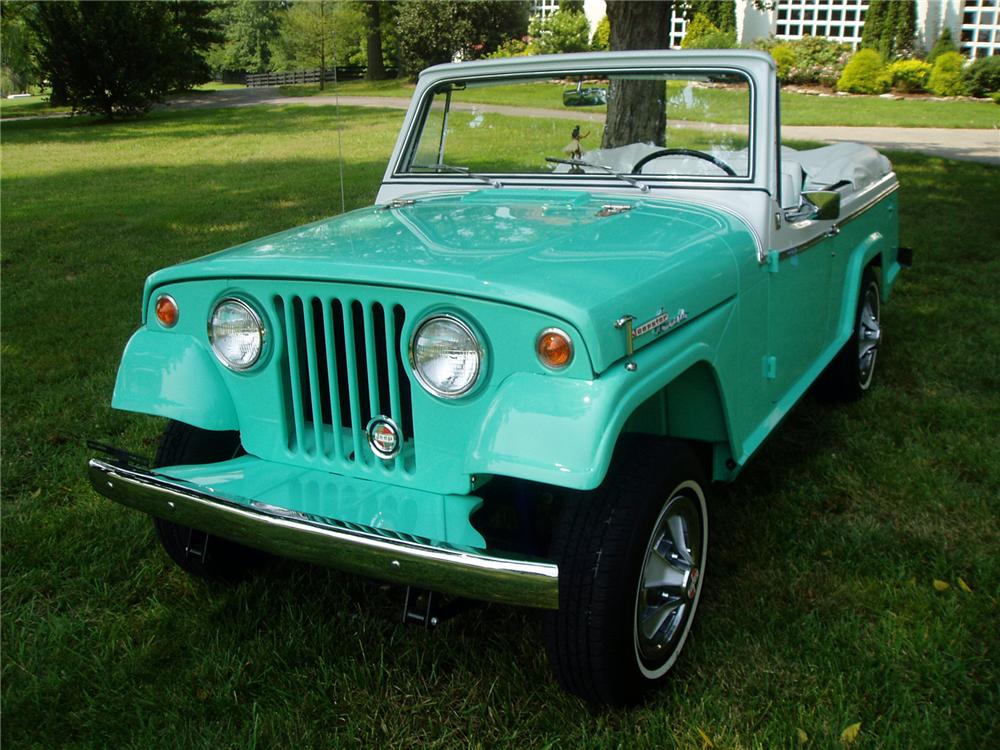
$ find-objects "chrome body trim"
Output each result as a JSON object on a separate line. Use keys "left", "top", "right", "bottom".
{"left": 88, "top": 458, "right": 559, "bottom": 609}
{"left": 772, "top": 177, "right": 899, "bottom": 263}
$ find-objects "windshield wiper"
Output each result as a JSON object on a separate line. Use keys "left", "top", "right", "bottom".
{"left": 410, "top": 163, "right": 502, "bottom": 188}
{"left": 545, "top": 157, "right": 649, "bottom": 193}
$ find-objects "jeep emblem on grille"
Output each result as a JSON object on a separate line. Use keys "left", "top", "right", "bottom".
{"left": 366, "top": 416, "right": 401, "bottom": 459}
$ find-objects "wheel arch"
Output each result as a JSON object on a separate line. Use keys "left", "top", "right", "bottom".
{"left": 618, "top": 360, "right": 733, "bottom": 482}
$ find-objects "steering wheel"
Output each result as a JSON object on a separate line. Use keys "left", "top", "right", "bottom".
{"left": 631, "top": 148, "right": 737, "bottom": 177}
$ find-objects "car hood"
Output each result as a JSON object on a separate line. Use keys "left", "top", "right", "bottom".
{"left": 146, "top": 189, "right": 756, "bottom": 372}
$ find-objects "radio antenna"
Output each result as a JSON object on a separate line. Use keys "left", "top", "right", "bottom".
{"left": 332, "top": 46, "right": 346, "bottom": 215}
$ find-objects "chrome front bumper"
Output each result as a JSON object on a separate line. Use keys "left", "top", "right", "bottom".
{"left": 88, "top": 458, "right": 558, "bottom": 609}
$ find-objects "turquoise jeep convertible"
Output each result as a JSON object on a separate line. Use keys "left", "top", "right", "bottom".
{"left": 89, "top": 51, "right": 911, "bottom": 705}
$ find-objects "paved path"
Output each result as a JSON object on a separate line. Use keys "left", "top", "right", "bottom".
{"left": 10, "top": 86, "right": 998, "bottom": 165}
{"left": 164, "top": 87, "right": 1000, "bottom": 165}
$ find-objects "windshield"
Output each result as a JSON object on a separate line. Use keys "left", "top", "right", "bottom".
{"left": 400, "top": 69, "right": 753, "bottom": 183}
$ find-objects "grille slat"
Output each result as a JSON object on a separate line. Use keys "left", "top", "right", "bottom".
{"left": 320, "top": 300, "right": 345, "bottom": 460}
{"left": 361, "top": 303, "right": 382, "bottom": 419}
{"left": 277, "top": 293, "right": 413, "bottom": 474}
{"left": 282, "top": 298, "right": 306, "bottom": 453}
{"left": 301, "top": 298, "right": 325, "bottom": 457}
{"left": 341, "top": 300, "right": 365, "bottom": 463}
{"left": 383, "top": 304, "right": 403, "bottom": 433}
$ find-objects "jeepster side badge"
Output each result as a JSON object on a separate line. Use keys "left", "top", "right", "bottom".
{"left": 633, "top": 308, "right": 688, "bottom": 338}
{"left": 366, "top": 416, "right": 402, "bottom": 459}
{"left": 615, "top": 308, "right": 689, "bottom": 372}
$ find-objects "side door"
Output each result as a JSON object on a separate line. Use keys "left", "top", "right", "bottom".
{"left": 766, "top": 185, "right": 840, "bottom": 402}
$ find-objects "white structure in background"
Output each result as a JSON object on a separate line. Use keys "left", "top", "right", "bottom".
{"left": 532, "top": 0, "right": 998, "bottom": 59}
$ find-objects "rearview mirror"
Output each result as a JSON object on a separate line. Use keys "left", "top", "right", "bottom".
{"left": 563, "top": 86, "right": 607, "bottom": 107}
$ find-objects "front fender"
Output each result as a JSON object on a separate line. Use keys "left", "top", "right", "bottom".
{"left": 471, "top": 301, "right": 735, "bottom": 491}
{"left": 112, "top": 328, "right": 239, "bottom": 431}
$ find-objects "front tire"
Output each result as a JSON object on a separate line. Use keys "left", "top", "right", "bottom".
{"left": 152, "top": 420, "right": 269, "bottom": 582}
{"left": 543, "top": 438, "right": 708, "bottom": 706}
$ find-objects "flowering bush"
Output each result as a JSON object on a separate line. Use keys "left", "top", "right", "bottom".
{"left": 754, "top": 35, "right": 851, "bottom": 86}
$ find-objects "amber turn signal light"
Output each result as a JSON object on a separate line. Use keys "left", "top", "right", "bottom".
{"left": 155, "top": 294, "right": 179, "bottom": 328}
{"left": 536, "top": 328, "right": 573, "bottom": 369}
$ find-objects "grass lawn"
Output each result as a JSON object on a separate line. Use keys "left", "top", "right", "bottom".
{"left": 2, "top": 105, "right": 998, "bottom": 749}
{"left": 0, "top": 94, "right": 73, "bottom": 119}
{"left": 0, "top": 84, "right": 246, "bottom": 121}
{"left": 280, "top": 78, "right": 1000, "bottom": 129}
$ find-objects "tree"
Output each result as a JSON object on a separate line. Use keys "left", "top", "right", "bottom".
{"left": 165, "top": 1, "right": 223, "bottom": 90}
{"left": 282, "top": 0, "right": 363, "bottom": 90}
{"left": 397, "top": 0, "right": 529, "bottom": 79}
{"left": 363, "top": 0, "right": 387, "bottom": 80}
{"left": 602, "top": 0, "right": 672, "bottom": 149}
{"left": 559, "top": 0, "right": 585, "bottom": 12}
{"left": 31, "top": 1, "right": 220, "bottom": 117}
{"left": 590, "top": 15, "right": 610, "bottom": 51}
{"left": 529, "top": 8, "right": 591, "bottom": 55}
{"left": 211, "top": 1, "right": 285, "bottom": 75}
{"left": 861, "top": 0, "right": 916, "bottom": 59}
{"left": 1, "top": 2, "right": 37, "bottom": 95}
{"left": 927, "top": 27, "right": 958, "bottom": 63}
{"left": 681, "top": 0, "right": 735, "bottom": 33}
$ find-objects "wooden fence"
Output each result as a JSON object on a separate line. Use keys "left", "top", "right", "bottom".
{"left": 245, "top": 67, "right": 395, "bottom": 88}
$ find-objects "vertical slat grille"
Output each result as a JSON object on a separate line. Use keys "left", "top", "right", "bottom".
{"left": 276, "top": 294, "right": 415, "bottom": 474}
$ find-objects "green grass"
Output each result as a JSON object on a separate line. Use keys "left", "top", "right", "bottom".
{"left": 2, "top": 105, "right": 999, "bottom": 749}
{"left": 0, "top": 84, "right": 245, "bottom": 120}
{"left": 192, "top": 82, "right": 247, "bottom": 92}
{"left": 280, "top": 77, "right": 1000, "bottom": 129}
{"left": 0, "top": 94, "right": 73, "bottom": 119}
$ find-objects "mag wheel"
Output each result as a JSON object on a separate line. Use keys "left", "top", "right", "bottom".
{"left": 152, "top": 420, "right": 269, "bottom": 582}
{"left": 819, "top": 267, "right": 881, "bottom": 402}
{"left": 544, "top": 438, "right": 708, "bottom": 706}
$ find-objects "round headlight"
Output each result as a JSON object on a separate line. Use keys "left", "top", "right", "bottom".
{"left": 411, "top": 314, "right": 482, "bottom": 398}
{"left": 209, "top": 298, "right": 265, "bottom": 371}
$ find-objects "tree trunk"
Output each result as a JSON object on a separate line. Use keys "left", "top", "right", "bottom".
{"left": 365, "top": 1, "right": 388, "bottom": 80}
{"left": 602, "top": 0, "right": 672, "bottom": 149}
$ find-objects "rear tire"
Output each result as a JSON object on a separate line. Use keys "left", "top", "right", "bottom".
{"left": 152, "top": 420, "right": 269, "bottom": 582}
{"left": 543, "top": 438, "right": 708, "bottom": 706}
{"left": 819, "top": 267, "right": 881, "bottom": 402}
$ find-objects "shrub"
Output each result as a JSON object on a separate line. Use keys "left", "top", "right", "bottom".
{"left": 887, "top": 59, "right": 932, "bottom": 93}
{"left": 527, "top": 9, "right": 590, "bottom": 55}
{"left": 486, "top": 37, "right": 529, "bottom": 59}
{"left": 680, "top": 14, "right": 736, "bottom": 50}
{"left": 962, "top": 55, "right": 1000, "bottom": 97}
{"left": 683, "top": 30, "right": 736, "bottom": 49}
{"left": 927, "top": 27, "right": 958, "bottom": 63}
{"left": 786, "top": 35, "right": 852, "bottom": 86}
{"left": 770, "top": 44, "right": 795, "bottom": 81}
{"left": 927, "top": 51, "right": 966, "bottom": 96}
{"left": 837, "top": 49, "right": 891, "bottom": 94}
